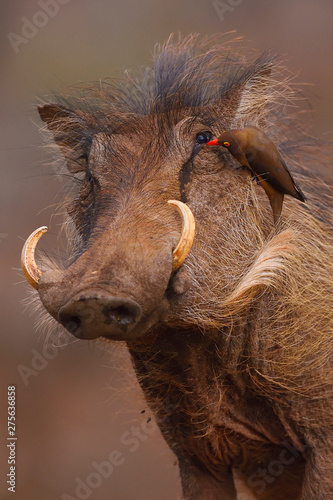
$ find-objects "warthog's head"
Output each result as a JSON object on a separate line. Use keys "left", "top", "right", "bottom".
{"left": 21, "top": 111, "right": 196, "bottom": 340}
{"left": 22, "top": 36, "right": 310, "bottom": 342}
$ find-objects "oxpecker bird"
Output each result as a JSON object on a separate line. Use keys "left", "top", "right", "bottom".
{"left": 206, "top": 126, "right": 306, "bottom": 224}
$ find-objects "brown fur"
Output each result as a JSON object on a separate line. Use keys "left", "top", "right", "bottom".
{"left": 30, "top": 35, "right": 332, "bottom": 499}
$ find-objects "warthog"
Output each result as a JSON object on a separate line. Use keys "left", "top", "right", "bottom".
{"left": 22, "top": 35, "right": 333, "bottom": 499}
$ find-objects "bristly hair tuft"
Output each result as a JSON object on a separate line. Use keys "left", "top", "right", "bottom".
{"left": 40, "top": 34, "right": 289, "bottom": 124}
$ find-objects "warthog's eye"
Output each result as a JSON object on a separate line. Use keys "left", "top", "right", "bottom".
{"left": 189, "top": 130, "right": 214, "bottom": 162}
{"left": 195, "top": 131, "right": 213, "bottom": 144}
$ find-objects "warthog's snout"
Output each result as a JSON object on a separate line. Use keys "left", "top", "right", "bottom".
{"left": 58, "top": 293, "right": 142, "bottom": 339}
{"left": 21, "top": 201, "right": 195, "bottom": 340}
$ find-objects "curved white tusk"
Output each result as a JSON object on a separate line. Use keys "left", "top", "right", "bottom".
{"left": 21, "top": 226, "right": 48, "bottom": 290}
{"left": 168, "top": 200, "right": 195, "bottom": 271}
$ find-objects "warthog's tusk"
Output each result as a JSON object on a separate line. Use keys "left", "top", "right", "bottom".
{"left": 21, "top": 226, "right": 48, "bottom": 289}
{"left": 168, "top": 200, "right": 195, "bottom": 271}
{"left": 21, "top": 205, "right": 193, "bottom": 285}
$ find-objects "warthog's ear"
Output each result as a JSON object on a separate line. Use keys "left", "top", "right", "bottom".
{"left": 211, "top": 59, "right": 274, "bottom": 129}
{"left": 231, "top": 63, "right": 272, "bottom": 127}
{"left": 38, "top": 104, "right": 94, "bottom": 173}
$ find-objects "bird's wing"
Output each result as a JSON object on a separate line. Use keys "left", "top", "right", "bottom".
{"left": 278, "top": 156, "right": 306, "bottom": 202}
{"left": 245, "top": 149, "right": 305, "bottom": 201}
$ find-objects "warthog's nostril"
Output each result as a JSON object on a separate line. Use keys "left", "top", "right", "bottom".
{"left": 57, "top": 310, "right": 83, "bottom": 337}
{"left": 61, "top": 315, "right": 82, "bottom": 336}
{"left": 58, "top": 294, "right": 142, "bottom": 339}
{"left": 102, "top": 304, "right": 139, "bottom": 327}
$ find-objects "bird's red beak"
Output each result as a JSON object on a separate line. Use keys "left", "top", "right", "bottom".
{"left": 206, "top": 139, "right": 220, "bottom": 146}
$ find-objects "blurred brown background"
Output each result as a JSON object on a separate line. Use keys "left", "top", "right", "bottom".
{"left": 1, "top": 1, "right": 332, "bottom": 499}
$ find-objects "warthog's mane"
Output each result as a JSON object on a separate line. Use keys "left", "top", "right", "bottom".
{"left": 44, "top": 34, "right": 276, "bottom": 115}
{"left": 40, "top": 34, "right": 295, "bottom": 146}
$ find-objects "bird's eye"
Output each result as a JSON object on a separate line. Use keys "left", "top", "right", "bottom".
{"left": 223, "top": 141, "right": 230, "bottom": 147}
{"left": 195, "top": 131, "right": 213, "bottom": 144}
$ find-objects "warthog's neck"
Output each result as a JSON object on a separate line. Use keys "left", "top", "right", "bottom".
{"left": 127, "top": 320, "right": 303, "bottom": 476}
